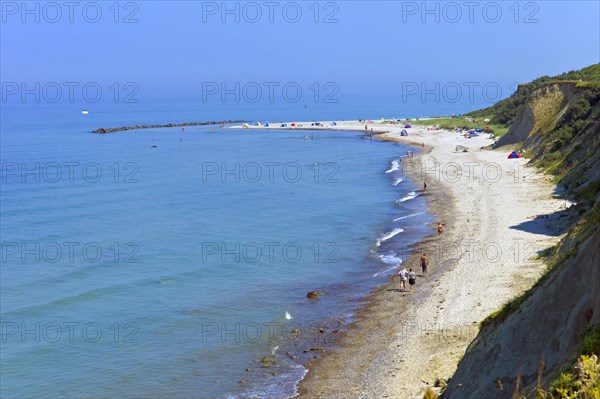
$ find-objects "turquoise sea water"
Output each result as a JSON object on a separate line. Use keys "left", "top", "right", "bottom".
{"left": 1, "top": 102, "right": 434, "bottom": 398}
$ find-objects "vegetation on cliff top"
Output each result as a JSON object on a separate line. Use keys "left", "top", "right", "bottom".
{"left": 411, "top": 64, "right": 600, "bottom": 144}
{"left": 467, "top": 63, "right": 600, "bottom": 126}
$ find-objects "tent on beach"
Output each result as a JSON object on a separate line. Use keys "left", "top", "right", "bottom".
{"left": 400, "top": 129, "right": 408, "bottom": 136}
{"left": 455, "top": 145, "right": 468, "bottom": 153}
{"left": 507, "top": 151, "right": 521, "bottom": 159}
{"left": 404, "top": 124, "right": 412, "bottom": 128}
{"left": 280, "top": 123, "right": 288, "bottom": 127}
{"left": 331, "top": 122, "right": 337, "bottom": 126}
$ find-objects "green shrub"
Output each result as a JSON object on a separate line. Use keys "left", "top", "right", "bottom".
{"left": 548, "top": 354, "right": 599, "bottom": 399}
{"left": 580, "top": 325, "right": 600, "bottom": 357}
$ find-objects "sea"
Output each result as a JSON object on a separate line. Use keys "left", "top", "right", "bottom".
{"left": 0, "top": 95, "right": 482, "bottom": 398}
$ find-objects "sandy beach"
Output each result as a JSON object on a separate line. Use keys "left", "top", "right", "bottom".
{"left": 232, "top": 120, "right": 570, "bottom": 398}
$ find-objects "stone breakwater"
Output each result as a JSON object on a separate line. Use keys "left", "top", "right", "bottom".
{"left": 92, "top": 120, "right": 246, "bottom": 134}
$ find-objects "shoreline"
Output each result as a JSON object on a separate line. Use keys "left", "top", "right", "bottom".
{"left": 297, "top": 128, "right": 454, "bottom": 399}
{"left": 230, "top": 121, "right": 569, "bottom": 398}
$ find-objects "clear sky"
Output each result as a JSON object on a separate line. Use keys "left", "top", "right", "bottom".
{"left": 1, "top": 0, "right": 599, "bottom": 100}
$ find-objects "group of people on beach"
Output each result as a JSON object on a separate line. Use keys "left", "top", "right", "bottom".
{"left": 397, "top": 252, "right": 429, "bottom": 291}
{"left": 397, "top": 145, "right": 444, "bottom": 292}
{"left": 397, "top": 267, "right": 417, "bottom": 291}
{"left": 396, "top": 223, "right": 443, "bottom": 292}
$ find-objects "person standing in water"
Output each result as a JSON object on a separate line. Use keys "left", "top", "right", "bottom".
{"left": 408, "top": 269, "right": 416, "bottom": 290}
{"left": 398, "top": 266, "right": 408, "bottom": 291}
{"left": 420, "top": 253, "right": 429, "bottom": 274}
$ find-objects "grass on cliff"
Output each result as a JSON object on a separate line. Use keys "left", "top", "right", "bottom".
{"left": 546, "top": 325, "right": 600, "bottom": 399}
{"left": 468, "top": 63, "right": 600, "bottom": 126}
{"left": 505, "top": 326, "right": 599, "bottom": 399}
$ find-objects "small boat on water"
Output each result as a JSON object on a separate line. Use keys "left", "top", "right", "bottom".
{"left": 81, "top": 109, "right": 89, "bottom": 115}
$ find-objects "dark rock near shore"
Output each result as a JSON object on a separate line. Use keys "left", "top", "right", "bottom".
{"left": 307, "top": 291, "right": 322, "bottom": 299}
{"left": 92, "top": 120, "right": 246, "bottom": 134}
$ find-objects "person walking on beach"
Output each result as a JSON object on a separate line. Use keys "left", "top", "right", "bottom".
{"left": 423, "top": 181, "right": 427, "bottom": 192}
{"left": 408, "top": 269, "right": 416, "bottom": 290}
{"left": 437, "top": 222, "right": 444, "bottom": 236}
{"left": 398, "top": 267, "right": 408, "bottom": 291}
{"left": 420, "top": 253, "right": 429, "bottom": 274}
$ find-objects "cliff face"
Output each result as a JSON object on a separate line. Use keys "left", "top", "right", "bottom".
{"left": 442, "top": 225, "right": 600, "bottom": 399}
{"left": 443, "top": 66, "right": 600, "bottom": 399}
{"left": 495, "top": 82, "right": 600, "bottom": 204}
{"left": 495, "top": 83, "right": 571, "bottom": 148}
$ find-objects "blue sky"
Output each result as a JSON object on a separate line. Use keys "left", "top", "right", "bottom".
{"left": 1, "top": 0, "right": 599, "bottom": 99}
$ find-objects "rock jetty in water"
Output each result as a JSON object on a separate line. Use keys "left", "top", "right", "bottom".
{"left": 92, "top": 120, "right": 246, "bottom": 134}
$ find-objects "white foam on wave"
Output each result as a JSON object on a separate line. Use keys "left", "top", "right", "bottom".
{"left": 393, "top": 210, "right": 427, "bottom": 222}
{"left": 396, "top": 191, "right": 418, "bottom": 203}
{"left": 372, "top": 264, "right": 400, "bottom": 277}
{"left": 385, "top": 159, "right": 400, "bottom": 174}
{"left": 380, "top": 252, "right": 402, "bottom": 265}
{"left": 372, "top": 253, "right": 402, "bottom": 277}
{"left": 380, "top": 227, "right": 404, "bottom": 242}
{"left": 230, "top": 363, "right": 308, "bottom": 399}
{"left": 393, "top": 177, "right": 403, "bottom": 186}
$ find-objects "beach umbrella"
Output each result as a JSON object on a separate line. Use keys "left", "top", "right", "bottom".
{"left": 507, "top": 151, "right": 521, "bottom": 159}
